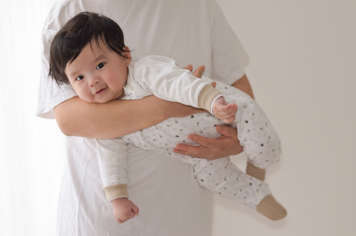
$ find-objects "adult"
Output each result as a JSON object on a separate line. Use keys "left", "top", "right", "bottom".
{"left": 38, "top": 0, "right": 253, "bottom": 235}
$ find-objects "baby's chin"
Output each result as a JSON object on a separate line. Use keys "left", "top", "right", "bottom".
{"left": 80, "top": 90, "right": 123, "bottom": 104}
{"left": 79, "top": 96, "right": 115, "bottom": 104}
{"left": 96, "top": 94, "right": 121, "bottom": 104}
{"left": 92, "top": 97, "right": 117, "bottom": 104}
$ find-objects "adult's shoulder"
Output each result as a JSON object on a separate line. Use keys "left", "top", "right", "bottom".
{"left": 134, "top": 55, "right": 176, "bottom": 68}
{"left": 131, "top": 55, "right": 177, "bottom": 83}
{"left": 38, "top": 0, "right": 81, "bottom": 119}
{"left": 42, "top": 0, "right": 88, "bottom": 35}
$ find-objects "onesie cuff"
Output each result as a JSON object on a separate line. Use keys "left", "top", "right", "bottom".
{"left": 104, "top": 184, "right": 129, "bottom": 201}
{"left": 198, "top": 84, "right": 222, "bottom": 112}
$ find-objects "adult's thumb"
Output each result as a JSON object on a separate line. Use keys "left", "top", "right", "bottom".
{"left": 216, "top": 125, "right": 236, "bottom": 137}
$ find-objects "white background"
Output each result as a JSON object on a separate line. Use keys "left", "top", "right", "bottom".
{"left": 214, "top": 0, "right": 355, "bottom": 235}
{"left": 0, "top": 0, "right": 355, "bottom": 235}
{"left": 0, "top": 0, "right": 64, "bottom": 235}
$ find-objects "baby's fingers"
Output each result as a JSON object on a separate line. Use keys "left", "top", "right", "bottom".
{"left": 223, "top": 116, "right": 236, "bottom": 123}
{"left": 216, "top": 104, "right": 237, "bottom": 116}
{"left": 132, "top": 205, "right": 139, "bottom": 215}
{"left": 218, "top": 106, "right": 237, "bottom": 123}
{"left": 118, "top": 209, "right": 137, "bottom": 223}
{"left": 223, "top": 103, "right": 237, "bottom": 113}
{"left": 121, "top": 212, "right": 135, "bottom": 223}
{"left": 220, "top": 113, "right": 236, "bottom": 123}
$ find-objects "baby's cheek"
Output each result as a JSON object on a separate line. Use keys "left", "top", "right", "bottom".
{"left": 108, "top": 75, "right": 125, "bottom": 89}
{"left": 77, "top": 89, "right": 93, "bottom": 103}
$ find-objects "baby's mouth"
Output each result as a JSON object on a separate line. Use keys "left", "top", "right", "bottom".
{"left": 96, "top": 88, "right": 106, "bottom": 94}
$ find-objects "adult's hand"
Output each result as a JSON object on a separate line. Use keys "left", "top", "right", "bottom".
{"left": 173, "top": 74, "right": 254, "bottom": 159}
{"left": 174, "top": 124, "right": 243, "bottom": 159}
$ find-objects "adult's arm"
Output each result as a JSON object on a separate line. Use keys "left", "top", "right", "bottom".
{"left": 231, "top": 74, "right": 254, "bottom": 99}
{"left": 55, "top": 96, "right": 199, "bottom": 138}
{"left": 173, "top": 74, "right": 254, "bottom": 159}
{"left": 54, "top": 66, "right": 205, "bottom": 139}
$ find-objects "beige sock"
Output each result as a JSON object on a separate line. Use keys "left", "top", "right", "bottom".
{"left": 256, "top": 195, "right": 287, "bottom": 221}
{"left": 246, "top": 162, "right": 266, "bottom": 181}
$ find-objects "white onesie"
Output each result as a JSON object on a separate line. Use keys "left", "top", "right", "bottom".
{"left": 96, "top": 55, "right": 281, "bottom": 208}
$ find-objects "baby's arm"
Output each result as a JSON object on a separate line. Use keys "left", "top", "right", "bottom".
{"left": 136, "top": 56, "right": 237, "bottom": 123}
{"left": 96, "top": 138, "right": 139, "bottom": 223}
{"left": 54, "top": 65, "right": 206, "bottom": 139}
{"left": 134, "top": 56, "right": 216, "bottom": 108}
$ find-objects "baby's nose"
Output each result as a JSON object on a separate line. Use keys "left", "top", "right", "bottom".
{"left": 89, "top": 77, "right": 100, "bottom": 87}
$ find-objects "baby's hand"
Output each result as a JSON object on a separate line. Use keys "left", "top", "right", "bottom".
{"left": 111, "top": 198, "right": 139, "bottom": 224}
{"left": 212, "top": 96, "right": 237, "bottom": 123}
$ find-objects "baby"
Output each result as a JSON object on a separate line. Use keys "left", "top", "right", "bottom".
{"left": 49, "top": 12, "right": 287, "bottom": 223}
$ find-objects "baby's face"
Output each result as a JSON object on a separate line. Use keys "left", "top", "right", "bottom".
{"left": 65, "top": 40, "right": 131, "bottom": 103}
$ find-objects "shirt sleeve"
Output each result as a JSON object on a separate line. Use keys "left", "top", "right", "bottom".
{"left": 132, "top": 55, "right": 222, "bottom": 110}
{"left": 36, "top": 1, "right": 81, "bottom": 119}
{"left": 95, "top": 138, "right": 129, "bottom": 200}
{"left": 210, "top": 0, "right": 250, "bottom": 84}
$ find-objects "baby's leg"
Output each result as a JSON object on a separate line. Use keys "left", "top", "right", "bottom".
{"left": 236, "top": 98, "right": 282, "bottom": 181}
{"left": 215, "top": 82, "right": 281, "bottom": 170}
{"left": 235, "top": 97, "right": 281, "bottom": 168}
{"left": 191, "top": 157, "right": 269, "bottom": 208}
{"left": 191, "top": 157, "right": 286, "bottom": 220}
{"left": 215, "top": 82, "right": 282, "bottom": 177}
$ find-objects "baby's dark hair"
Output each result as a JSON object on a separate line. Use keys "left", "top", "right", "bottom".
{"left": 49, "top": 11, "right": 129, "bottom": 85}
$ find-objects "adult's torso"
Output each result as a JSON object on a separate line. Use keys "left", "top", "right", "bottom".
{"left": 47, "top": 0, "right": 225, "bottom": 235}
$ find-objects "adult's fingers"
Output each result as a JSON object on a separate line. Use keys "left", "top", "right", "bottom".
{"left": 215, "top": 125, "right": 238, "bottom": 139}
{"left": 174, "top": 135, "right": 243, "bottom": 159}
{"left": 192, "top": 65, "right": 205, "bottom": 78}
{"left": 173, "top": 143, "right": 204, "bottom": 157}
{"left": 188, "top": 133, "right": 215, "bottom": 147}
{"left": 174, "top": 143, "right": 210, "bottom": 158}
{"left": 183, "top": 64, "right": 193, "bottom": 71}
{"left": 183, "top": 64, "right": 205, "bottom": 78}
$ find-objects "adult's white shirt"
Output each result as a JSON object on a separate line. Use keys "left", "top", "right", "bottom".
{"left": 38, "top": 0, "right": 249, "bottom": 235}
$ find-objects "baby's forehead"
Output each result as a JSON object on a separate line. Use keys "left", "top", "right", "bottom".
{"left": 64, "top": 42, "right": 106, "bottom": 75}
{"left": 87, "top": 38, "right": 111, "bottom": 55}
{"left": 79, "top": 40, "right": 111, "bottom": 60}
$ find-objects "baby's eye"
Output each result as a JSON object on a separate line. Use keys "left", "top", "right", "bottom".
{"left": 76, "top": 75, "right": 84, "bottom": 81}
{"left": 96, "top": 62, "right": 105, "bottom": 70}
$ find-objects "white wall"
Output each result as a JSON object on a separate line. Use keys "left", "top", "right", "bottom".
{"left": 0, "top": 1, "right": 64, "bottom": 235}
{"left": 213, "top": 0, "right": 355, "bottom": 235}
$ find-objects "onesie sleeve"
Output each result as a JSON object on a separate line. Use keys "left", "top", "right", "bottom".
{"left": 132, "top": 55, "right": 222, "bottom": 111}
{"left": 95, "top": 138, "right": 129, "bottom": 201}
